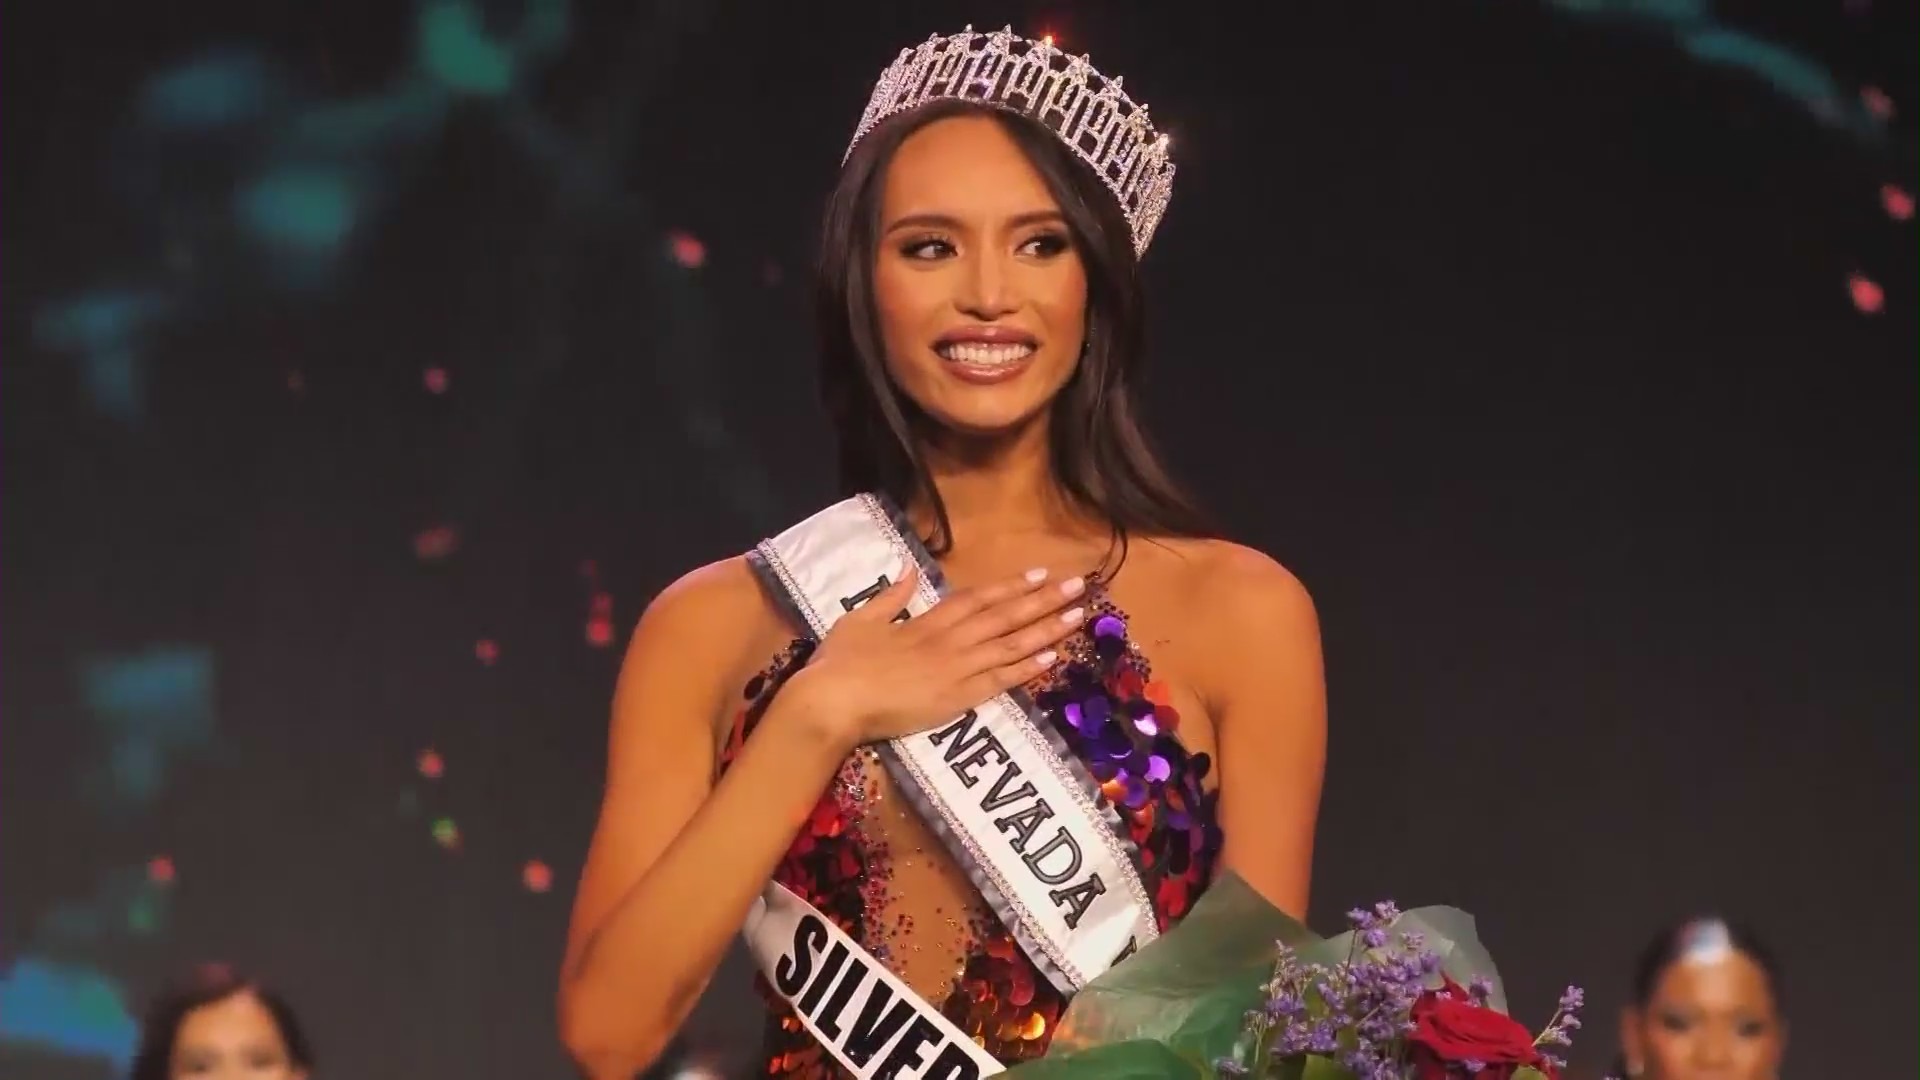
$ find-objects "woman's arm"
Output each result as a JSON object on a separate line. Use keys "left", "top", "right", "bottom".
{"left": 557, "top": 558, "right": 846, "bottom": 1080}
{"left": 1199, "top": 545, "right": 1327, "bottom": 920}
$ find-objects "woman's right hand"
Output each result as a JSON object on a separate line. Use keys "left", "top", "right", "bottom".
{"left": 780, "top": 563, "right": 1088, "bottom": 751}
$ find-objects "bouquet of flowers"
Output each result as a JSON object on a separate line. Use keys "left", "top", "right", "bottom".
{"left": 1003, "top": 874, "right": 1587, "bottom": 1080}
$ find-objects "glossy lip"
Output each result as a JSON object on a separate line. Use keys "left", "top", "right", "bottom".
{"left": 933, "top": 324, "right": 1040, "bottom": 349}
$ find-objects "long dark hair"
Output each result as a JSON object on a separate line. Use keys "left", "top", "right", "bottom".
{"left": 131, "top": 964, "right": 314, "bottom": 1080}
{"left": 1613, "top": 918, "right": 1783, "bottom": 1076}
{"left": 814, "top": 98, "right": 1215, "bottom": 557}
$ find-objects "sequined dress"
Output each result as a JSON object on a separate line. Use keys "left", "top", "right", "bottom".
{"left": 718, "top": 586, "right": 1225, "bottom": 1077}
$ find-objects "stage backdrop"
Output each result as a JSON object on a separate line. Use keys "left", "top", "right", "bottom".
{"left": 4, "top": 1, "right": 1914, "bottom": 1077}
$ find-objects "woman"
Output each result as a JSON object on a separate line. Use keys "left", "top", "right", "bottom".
{"left": 559, "top": 27, "right": 1326, "bottom": 1080}
{"left": 1615, "top": 919, "right": 1787, "bottom": 1080}
{"left": 130, "top": 965, "right": 312, "bottom": 1080}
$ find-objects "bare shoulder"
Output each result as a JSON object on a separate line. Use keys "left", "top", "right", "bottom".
{"left": 1141, "top": 536, "right": 1317, "bottom": 629}
{"left": 1133, "top": 537, "right": 1320, "bottom": 707}
{"left": 638, "top": 554, "right": 772, "bottom": 636}
{"left": 620, "top": 554, "right": 791, "bottom": 735}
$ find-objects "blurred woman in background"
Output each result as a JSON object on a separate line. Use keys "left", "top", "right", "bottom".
{"left": 1616, "top": 918, "right": 1786, "bottom": 1080}
{"left": 131, "top": 965, "right": 312, "bottom": 1080}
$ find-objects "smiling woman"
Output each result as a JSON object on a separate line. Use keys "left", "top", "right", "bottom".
{"left": 558, "top": 28, "right": 1326, "bottom": 1080}
{"left": 816, "top": 93, "right": 1207, "bottom": 556}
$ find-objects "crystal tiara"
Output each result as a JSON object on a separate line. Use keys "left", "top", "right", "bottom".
{"left": 845, "top": 26, "right": 1175, "bottom": 257}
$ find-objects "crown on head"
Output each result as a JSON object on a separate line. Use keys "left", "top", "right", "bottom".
{"left": 846, "top": 26, "right": 1175, "bottom": 257}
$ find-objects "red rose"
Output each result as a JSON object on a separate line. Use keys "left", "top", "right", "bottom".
{"left": 1407, "top": 985, "right": 1555, "bottom": 1080}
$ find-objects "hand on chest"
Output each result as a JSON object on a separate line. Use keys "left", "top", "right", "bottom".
{"left": 937, "top": 554, "right": 1219, "bottom": 768}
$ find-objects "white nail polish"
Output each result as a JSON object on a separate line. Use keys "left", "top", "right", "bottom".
{"left": 1024, "top": 567, "right": 1049, "bottom": 584}
{"left": 1060, "top": 576, "right": 1085, "bottom": 597}
{"left": 1035, "top": 650, "right": 1059, "bottom": 668}
{"left": 1060, "top": 607, "right": 1085, "bottom": 625}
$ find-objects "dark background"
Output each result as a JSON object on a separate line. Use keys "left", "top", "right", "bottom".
{"left": 3, "top": 1, "right": 1914, "bottom": 1077}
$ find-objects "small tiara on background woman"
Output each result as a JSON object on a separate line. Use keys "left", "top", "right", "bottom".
{"left": 846, "top": 26, "right": 1175, "bottom": 257}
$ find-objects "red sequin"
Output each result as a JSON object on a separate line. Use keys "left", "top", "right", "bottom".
{"left": 722, "top": 593, "right": 1223, "bottom": 1077}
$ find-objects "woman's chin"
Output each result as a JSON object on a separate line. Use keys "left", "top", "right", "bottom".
{"left": 919, "top": 402, "right": 1048, "bottom": 442}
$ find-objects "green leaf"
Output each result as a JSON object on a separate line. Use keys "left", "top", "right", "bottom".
{"left": 1511, "top": 1069, "right": 1554, "bottom": 1080}
{"left": 1298, "top": 1055, "right": 1359, "bottom": 1080}
{"left": 998, "top": 1038, "right": 1205, "bottom": 1080}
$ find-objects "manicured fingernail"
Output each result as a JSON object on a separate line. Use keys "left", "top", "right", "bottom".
{"left": 1035, "top": 650, "right": 1059, "bottom": 668}
{"left": 1060, "top": 607, "right": 1085, "bottom": 626}
{"left": 1024, "top": 567, "right": 1049, "bottom": 584}
{"left": 1059, "top": 576, "right": 1085, "bottom": 597}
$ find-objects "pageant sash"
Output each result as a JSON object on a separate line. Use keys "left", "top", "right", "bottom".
{"left": 746, "top": 882, "right": 1003, "bottom": 1078}
{"left": 748, "top": 493, "right": 1158, "bottom": 995}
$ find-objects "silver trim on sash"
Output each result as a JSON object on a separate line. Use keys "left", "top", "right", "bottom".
{"left": 748, "top": 493, "right": 1158, "bottom": 994}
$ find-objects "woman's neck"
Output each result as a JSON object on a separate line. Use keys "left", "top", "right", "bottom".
{"left": 907, "top": 423, "right": 1103, "bottom": 550}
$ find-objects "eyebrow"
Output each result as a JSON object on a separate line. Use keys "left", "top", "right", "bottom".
{"left": 883, "top": 209, "right": 1066, "bottom": 234}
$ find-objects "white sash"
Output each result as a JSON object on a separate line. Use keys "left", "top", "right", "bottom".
{"left": 747, "top": 493, "right": 1158, "bottom": 995}
{"left": 746, "top": 882, "right": 1003, "bottom": 1078}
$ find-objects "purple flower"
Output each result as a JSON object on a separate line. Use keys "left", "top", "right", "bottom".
{"left": 1345, "top": 900, "right": 1401, "bottom": 932}
{"left": 1559, "top": 985, "right": 1586, "bottom": 1011}
{"left": 1264, "top": 992, "right": 1306, "bottom": 1020}
{"left": 1237, "top": 898, "right": 1585, "bottom": 1080}
{"left": 1307, "top": 1020, "right": 1339, "bottom": 1054}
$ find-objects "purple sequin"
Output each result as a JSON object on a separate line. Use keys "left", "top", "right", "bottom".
{"left": 1133, "top": 710, "right": 1160, "bottom": 737}
{"left": 1146, "top": 755, "right": 1172, "bottom": 783}
{"left": 1093, "top": 614, "right": 1127, "bottom": 639}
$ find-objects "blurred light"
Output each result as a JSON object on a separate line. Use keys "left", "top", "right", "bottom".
{"left": 416, "top": 748, "right": 445, "bottom": 779}
{"left": 126, "top": 895, "right": 161, "bottom": 935}
{"left": 668, "top": 231, "right": 707, "bottom": 268}
{"left": 432, "top": 817, "right": 461, "bottom": 850}
{"left": 81, "top": 648, "right": 217, "bottom": 805}
{"left": 139, "top": 50, "right": 278, "bottom": 130}
{"left": 414, "top": 525, "right": 459, "bottom": 561}
{"left": 475, "top": 639, "right": 500, "bottom": 665}
{"left": 523, "top": 860, "right": 553, "bottom": 893}
{"left": 421, "top": 0, "right": 516, "bottom": 96}
{"left": 423, "top": 367, "right": 450, "bottom": 394}
{"left": 0, "top": 958, "right": 138, "bottom": 1066}
{"left": 286, "top": 369, "right": 306, "bottom": 394}
{"left": 1880, "top": 183, "right": 1914, "bottom": 221}
{"left": 147, "top": 856, "right": 175, "bottom": 885}
{"left": 586, "top": 592, "right": 614, "bottom": 648}
{"left": 1861, "top": 85, "right": 1894, "bottom": 119}
{"left": 1848, "top": 272, "right": 1884, "bottom": 314}
{"left": 238, "top": 168, "right": 358, "bottom": 252}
